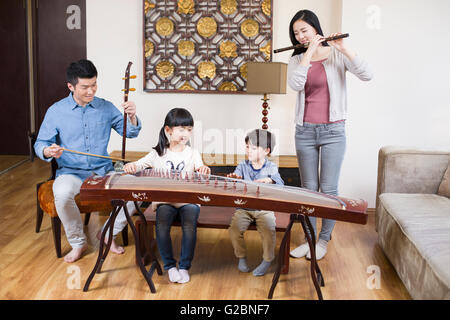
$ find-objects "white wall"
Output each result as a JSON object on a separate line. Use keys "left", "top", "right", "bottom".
{"left": 340, "top": 0, "right": 450, "bottom": 206}
{"left": 86, "top": 0, "right": 450, "bottom": 208}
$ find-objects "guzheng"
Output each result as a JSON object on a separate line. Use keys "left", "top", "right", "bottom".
{"left": 80, "top": 169, "right": 368, "bottom": 224}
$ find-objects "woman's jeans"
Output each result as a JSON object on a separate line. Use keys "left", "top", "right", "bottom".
{"left": 295, "top": 121, "right": 346, "bottom": 241}
{"left": 155, "top": 204, "right": 200, "bottom": 270}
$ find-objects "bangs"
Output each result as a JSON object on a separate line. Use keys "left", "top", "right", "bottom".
{"left": 167, "top": 108, "right": 194, "bottom": 127}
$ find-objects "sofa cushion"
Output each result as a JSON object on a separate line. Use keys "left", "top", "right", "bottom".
{"left": 378, "top": 193, "right": 450, "bottom": 298}
{"left": 438, "top": 162, "right": 450, "bottom": 198}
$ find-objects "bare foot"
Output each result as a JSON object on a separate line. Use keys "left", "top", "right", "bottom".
{"left": 96, "top": 230, "right": 125, "bottom": 255}
{"left": 64, "top": 244, "right": 88, "bottom": 263}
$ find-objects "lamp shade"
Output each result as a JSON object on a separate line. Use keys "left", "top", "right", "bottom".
{"left": 246, "top": 62, "right": 287, "bottom": 94}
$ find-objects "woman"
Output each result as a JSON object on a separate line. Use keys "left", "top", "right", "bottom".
{"left": 288, "top": 10, "right": 373, "bottom": 260}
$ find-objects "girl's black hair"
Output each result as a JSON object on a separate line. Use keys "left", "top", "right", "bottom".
{"left": 153, "top": 108, "right": 194, "bottom": 156}
{"left": 289, "top": 9, "right": 328, "bottom": 57}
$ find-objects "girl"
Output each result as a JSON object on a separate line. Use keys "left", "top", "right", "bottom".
{"left": 124, "top": 108, "right": 210, "bottom": 283}
{"left": 287, "top": 10, "right": 373, "bottom": 260}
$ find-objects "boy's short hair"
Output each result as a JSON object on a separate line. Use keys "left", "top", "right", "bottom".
{"left": 66, "top": 59, "right": 98, "bottom": 86}
{"left": 245, "top": 129, "right": 276, "bottom": 155}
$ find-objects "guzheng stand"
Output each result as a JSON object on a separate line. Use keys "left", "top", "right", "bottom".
{"left": 268, "top": 213, "right": 324, "bottom": 300}
{"left": 83, "top": 199, "right": 325, "bottom": 299}
{"left": 83, "top": 200, "right": 162, "bottom": 293}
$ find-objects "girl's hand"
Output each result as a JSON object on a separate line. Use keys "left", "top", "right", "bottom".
{"left": 123, "top": 162, "right": 137, "bottom": 174}
{"left": 255, "top": 177, "right": 273, "bottom": 184}
{"left": 227, "top": 172, "right": 242, "bottom": 179}
{"left": 197, "top": 165, "right": 211, "bottom": 175}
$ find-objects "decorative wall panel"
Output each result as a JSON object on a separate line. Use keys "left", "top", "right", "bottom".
{"left": 143, "top": 0, "right": 273, "bottom": 93}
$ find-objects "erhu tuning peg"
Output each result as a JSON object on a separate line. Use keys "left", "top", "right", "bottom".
{"left": 130, "top": 75, "right": 137, "bottom": 79}
{"left": 129, "top": 88, "right": 136, "bottom": 91}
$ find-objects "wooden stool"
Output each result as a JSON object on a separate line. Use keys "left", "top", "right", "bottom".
{"left": 36, "top": 180, "right": 128, "bottom": 257}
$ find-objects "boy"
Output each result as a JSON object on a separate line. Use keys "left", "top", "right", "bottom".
{"left": 227, "top": 129, "right": 284, "bottom": 276}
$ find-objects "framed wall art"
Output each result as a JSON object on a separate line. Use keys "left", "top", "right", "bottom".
{"left": 143, "top": 0, "right": 273, "bottom": 93}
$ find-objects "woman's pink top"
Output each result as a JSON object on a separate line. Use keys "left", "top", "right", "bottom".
{"left": 303, "top": 59, "right": 331, "bottom": 123}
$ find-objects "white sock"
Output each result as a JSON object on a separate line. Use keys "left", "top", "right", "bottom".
{"left": 290, "top": 243, "right": 309, "bottom": 258}
{"left": 177, "top": 269, "right": 190, "bottom": 284}
{"left": 168, "top": 267, "right": 181, "bottom": 282}
{"left": 307, "top": 239, "right": 328, "bottom": 260}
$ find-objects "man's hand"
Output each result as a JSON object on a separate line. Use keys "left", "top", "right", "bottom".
{"left": 43, "top": 144, "right": 63, "bottom": 159}
{"left": 122, "top": 101, "right": 137, "bottom": 125}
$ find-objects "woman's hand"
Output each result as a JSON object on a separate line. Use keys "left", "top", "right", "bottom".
{"left": 123, "top": 162, "right": 137, "bottom": 174}
{"left": 327, "top": 32, "right": 356, "bottom": 59}
{"left": 305, "top": 34, "right": 326, "bottom": 55}
{"left": 300, "top": 34, "right": 326, "bottom": 67}
{"left": 326, "top": 32, "right": 346, "bottom": 51}
{"left": 197, "top": 165, "right": 211, "bottom": 175}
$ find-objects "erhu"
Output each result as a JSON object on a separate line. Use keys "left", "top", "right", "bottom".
{"left": 274, "top": 33, "right": 349, "bottom": 53}
{"left": 114, "top": 62, "right": 136, "bottom": 171}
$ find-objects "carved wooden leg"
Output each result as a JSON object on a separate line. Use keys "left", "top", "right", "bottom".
{"left": 268, "top": 215, "right": 295, "bottom": 299}
{"left": 122, "top": 202, "right": 158, "bottom": 293}
{"left": 299, "top": 215, "right": 324, "bottom": 300}
{"left": 83, "top": 204, "right": 120, "bottom": 292}
{"left": 281, "top": 229, "right": 291, "bottom": 274}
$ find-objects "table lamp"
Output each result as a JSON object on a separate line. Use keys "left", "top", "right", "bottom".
{"left": 246, "top": 62, "right": 287, "bottom": 129}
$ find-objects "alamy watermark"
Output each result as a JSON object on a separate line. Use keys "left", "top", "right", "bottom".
{"left": 66, "top": 265, "right": 81, "bottom": 290}
{"left": 366, "top": 265, "right": 381, "bottom": 290}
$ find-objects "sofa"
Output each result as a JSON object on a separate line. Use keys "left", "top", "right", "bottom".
{"left": 376, "top": 146, "right": 450, "bottom": 300}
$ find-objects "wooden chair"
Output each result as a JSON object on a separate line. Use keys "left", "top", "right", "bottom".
{"left": 35, "top": 158, "right": 128, "bottom": 258}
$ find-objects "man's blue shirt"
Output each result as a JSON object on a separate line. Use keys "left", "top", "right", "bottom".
{"left": 34, "top": 93, "right": 141, "bottom": 181}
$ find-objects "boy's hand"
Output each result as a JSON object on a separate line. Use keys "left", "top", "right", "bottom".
{"left": 123, "top": 162, "right": 137, "bottom": 174}
{"left": 255, "top": 177, "right": 273, "bottom": 184}
{"left": 197, "top": 165, "right": 211, "bottom": 175}
{"left": 227, "top": 172, "right": 242, "bottom": 179}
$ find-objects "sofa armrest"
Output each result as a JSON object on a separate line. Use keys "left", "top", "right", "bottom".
{"left": 375, "top": 146, "right": 450, "bottom": 230}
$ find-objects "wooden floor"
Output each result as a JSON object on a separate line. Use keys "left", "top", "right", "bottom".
{"left": 0, "top": 155, "right": 29, "bottom": 173}
{"left": 0, "top": 159, "right": 411, "bottom": 300}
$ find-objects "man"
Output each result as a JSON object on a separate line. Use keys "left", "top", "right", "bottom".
{"left": 34, "top": 59, "right": 141, "bottom": 263}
